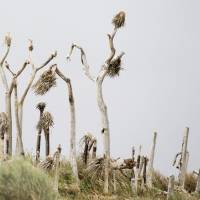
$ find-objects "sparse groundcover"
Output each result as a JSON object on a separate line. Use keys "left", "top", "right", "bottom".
{"left": 0, "top": 158, "right": 57, "bottom": 200}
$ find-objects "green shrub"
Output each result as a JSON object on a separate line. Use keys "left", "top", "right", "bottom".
{"left": 0, "top": 158, "right": 56, "bottom": 200}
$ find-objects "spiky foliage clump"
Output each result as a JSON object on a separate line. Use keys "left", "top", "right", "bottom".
{"left": 0, "top": 112, "right": 8, "bottom": 139}
{"left": 38, "top": 111, "right": 54, "bottom": 131}
{"left": 107, "top": 57, "right": 122, "bottom": 77}
{"left": 38, "top": 156, "right": 54, "bottom": 171}
{"left": 33, "top": 68, "right": 56, "bottom": 95}
{"left": 112, "top": 11, "right": 126, "bottom": 29}
{"left": 36, "top": 102, "right": 46, "bottom": 112}
{"left": 0, "top": 158, "right": 56, "bottom": 200}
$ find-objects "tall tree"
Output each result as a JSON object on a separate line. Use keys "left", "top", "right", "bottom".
{"left": 67, "top": 11, "right": 126, "bottom": 193}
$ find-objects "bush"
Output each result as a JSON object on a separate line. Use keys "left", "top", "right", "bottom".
{"left": 0, "top": 158, "right": 57, "bottom": 200}
{"left": 185, "top": 173, "right": 197, "bottom": 193}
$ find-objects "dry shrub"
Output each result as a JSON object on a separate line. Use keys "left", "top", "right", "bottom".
{"left": 185, "top": 173, "right": 197, "bottom": 193}
{"left": 152, "top": 171, "right": 168, "bottom": 191}
{"left": 0, "top": 158, "right": 56, "bottom": 200}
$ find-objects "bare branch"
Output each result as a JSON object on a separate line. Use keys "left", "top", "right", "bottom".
{"left": 0, "top": 46, "right": 11, "bottom": 66}
{"left": 106, "top": 29, "right": 117, "bottom": 65}
{"left": 36, "top": 51, "right": 57, "bottom": 72}
{"left": 5, "top": 61, "right": 15, "bottom": 76}
{"left": 173, "top": 152, "right": 181, "bottom": 166}
{"left": 55, "top": 67, "right": 70, "bottom": 83}
{"left": 15, "top": 61, "right": 30, "bottom": 78}
{"left": 67, "top": 44, "right": 95, "bottom": 81}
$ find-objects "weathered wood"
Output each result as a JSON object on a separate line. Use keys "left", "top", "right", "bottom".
{"left": 55, "top": 68, "right": 79, "bottom": 184}
{"left": 179, "top": 127, "right": 189, "bottom": 189}
{"left": 195, "top": 169, "right": 200, "bottom": 193}
{"left": 53, "top": 144, "right": 61, "bottom": 197}
{"left": 147, "top": 132, "right": 157, "bottom": 188}
{"left": 167, "top": 175, "right": 175, "bottom": 200}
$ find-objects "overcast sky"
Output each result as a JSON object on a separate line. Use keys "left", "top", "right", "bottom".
{"left": 0, "top": 0, "right": 200, "bottom": 176}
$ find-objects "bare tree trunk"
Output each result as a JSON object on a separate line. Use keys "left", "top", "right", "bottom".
{"left": 167, "top": 175, "right": 175, "bottom": 200}
{"left": 92, "top": 140, "right": 97, "bottom": 159}
{"left": 96, "top": 69, "right": 110, "bottom": 194}
{"left": 6, "top": 93, "right": 12, "bottom": 155}
{"left": 36, "top": 129, "right": 42, "bottom": 161}
{"left": 67, "top": 80, "right": 79, "bottom": 183}
{"left": 179, "top": 127, "right": 189, "bottom": 189}
{"left": 44, "top": 128, "right": 50, "bottom": 157}
{"left": 14, "top": 81, "right": 24, "bottom": 156}
{"left": 53, "top": 145, "right": 61, "bottom": 196}
{"left": 5, "top": 133, "right": 9, "bottom": 157}
{"left": 147, "top": 131, "right": 157, "bottom": 188}
{"left": 55, "top": 68, "right": 79, "bottom": 183}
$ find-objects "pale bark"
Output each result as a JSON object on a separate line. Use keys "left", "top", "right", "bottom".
{"left": 96, "top": 69, "right": 110, "bottom": 194}
{"left": 0, "top": 46, "right": 12, "bottom": 155}
{"left": 167, "top": 175, "right": 175, "bottom": 200}
{"left": 147, "top": 131, "right": 157, "bottom": 188}
{"left": 67, "top": 22, "right": 125, "bottom": 194}
{"left": 13, "top": 79, "right": 24, "bottom": 155}
{"left": 55, "top": 67, "right": 79, "bottom": 183}
{"left": 53, "top": 145, "right": 61, "bottom": 195}
{"left": 179, "top": 127, "right": 189, "bottom": 189}
{"left": 195, "top": 169, "right": 200, "bottom": 193}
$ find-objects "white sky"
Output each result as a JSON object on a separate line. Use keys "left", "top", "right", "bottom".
{"left": 0, "top": 0, "right": 200, "bottom": 176}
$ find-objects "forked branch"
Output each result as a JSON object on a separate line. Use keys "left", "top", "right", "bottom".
{"left": 67, "top": 44, "right": 95, "bottom": 81}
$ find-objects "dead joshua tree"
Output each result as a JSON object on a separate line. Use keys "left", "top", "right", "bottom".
{"left": 67, "top": 11, "right": 126, "bottom": 194}
{"left": 147, "top": 131, "right": 157, "bottom": 188}
{"left": 33, "top": 65, "right": 79, "bottom": 183}
{"left": 39, "top": 111, "right": 54, "bottom": 157}
{"left": 0, "top": 36, "right": 57, "bottom": 155}
{"left": 0, "top": 112, "right": 8, "bottom": 159}
{"left": 173, "top": 127, "right": 189, "bottom": 189}
{"left": 80, "top": 133, "right": 97, "bottom": 165}
{"left": 36, "top": 102, "right": 46, "bottom": 161}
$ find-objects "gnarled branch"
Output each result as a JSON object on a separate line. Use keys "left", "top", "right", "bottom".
{"left": 67, "top": 44, "right": 95, "bottom": 81}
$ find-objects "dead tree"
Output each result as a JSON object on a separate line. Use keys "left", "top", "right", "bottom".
{"left": 80, "top": 133, "right": 97, "bottom": 165}
{"left": 39, "top": 111, "right": 54, "bottom": 157}
{"left": 67, "top": 11, "right": 126, "bottom": 194}
{"left": 0, "top": 33, "right": 14, "bottom": 155}
{"left": 147, "top": 131, "right": 157, "bottom": 188}
{"left": 1, "top": 37, "right": 56, "bottom": 155}
{"left": 173, "top": 127, "right": 189, "bottom": 189}
{"left": 53, "top": 144, "right": 62, "bottom": 195}
{"left": 33, "top": 65, "right": 79, "bottom": 183}
{"left": 36, "top": 102, "right": 46, "bottom": 162}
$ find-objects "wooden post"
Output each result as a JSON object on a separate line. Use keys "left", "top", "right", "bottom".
{"left": 167, "top": 175, "right": 175, "bottom": 200}
{"left": 147, "top": 132, "right": 157, "bottom": 188}
{"left": 53, "top": 145, "right": 61, "bottom": 199}
{"left": 179, "top": 127, "right": 189, "bottom": 189}
{"left": 195, "top": 169, "right": 200, "bottom": 193}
